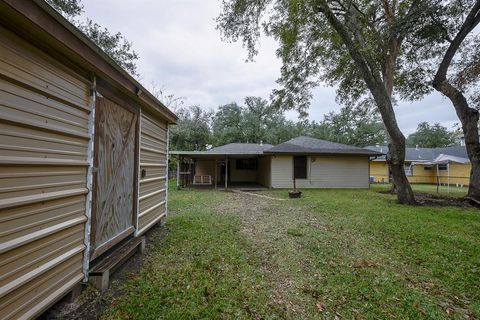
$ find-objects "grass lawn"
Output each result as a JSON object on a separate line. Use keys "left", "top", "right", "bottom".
{"left": 103, "top": 183, "right": 479, "bottom": 319}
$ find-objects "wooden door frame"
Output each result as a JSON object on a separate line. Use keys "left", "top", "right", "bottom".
{"left": 90, "top": 86, "right": 140, "bottom": 261}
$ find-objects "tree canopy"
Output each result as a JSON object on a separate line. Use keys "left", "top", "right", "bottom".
{"left": 169, "top": 105, "right": 213, "bottom": 151}
{"left": 171, "top": 97, "right": 389, "bottom": 150}
{"left": 313, "top": 106, "right": 385, "bottom": 147}
{"left": 46, "top": 0, "right": 140, "bottom": 76}
{"left": 406, "top": 122, "right": 456, "bottom": 148}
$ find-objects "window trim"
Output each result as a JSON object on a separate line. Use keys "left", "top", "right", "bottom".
{"left": 404, "top": 163, "right": 413, "bottom": 177}
{"left": 235, "top": 158, "right": 257, "bottom": 170}
{"left": 438, "top": 164, "right": 448, "bottom": 171}
{"left": 293, "top": 156, "right": 308, "bottom": 179}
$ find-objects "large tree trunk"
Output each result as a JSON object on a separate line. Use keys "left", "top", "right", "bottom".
{"left": 383, "top": 37, "right": 404, "bottom": 195}
{"left": 470, "top": 153, "right": 480, "bottom": 202}
{"left": 432, "top": 0, "right": 480, "bottom": 202}
{"left": 433, "top": 81, "right": 480, "bottom": 201}
{"left": 374, "top": 92, "right": 416, "bottom": 205}
{"left": 317, "top": 0, "right": 416, "bottom": 204}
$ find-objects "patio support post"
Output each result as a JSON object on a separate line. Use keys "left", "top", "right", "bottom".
{"left": 177, "top": 156, "right": 180, "bottom": 188}
{"left": 225, "top": 156, "right": 228, "bottom": 189}
{"left": 447, "top": 162, "right": 450, "bottom": 194}
{"left": 214, "top": 159, "right": 217, "bottom": 189}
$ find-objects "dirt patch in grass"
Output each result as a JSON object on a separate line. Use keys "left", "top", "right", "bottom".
{"left": 214, "top": 192, "right": 331, "bottom": 317}
{"left": 39, "top": 223, "right": 168, "bottom": 320}
{"left": 415, "top": 192, "right": 478, "bottom": 208}
{"left": 378, "top": 190, "right": 478, "bottom": 208}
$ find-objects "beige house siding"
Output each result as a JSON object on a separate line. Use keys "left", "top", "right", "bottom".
{"left": 228, "top": 159, "right": 257, "bottom": 183}
{"left": 0, "top": 28, "right": 90, "bottom": 320}
{"left": 270, "top": 155, "right": 295, "bottom": 188}
{"left": 195, "top": 160, "right": 216, "bottom": 179}
{"left": 256, "top": 156, "right": 271, "bottom": 187}
{"left": 271, "top": 155, "right": 369, "bottom": 188}
{"left": 137, "top": 111, "right": 168, "bottom": 236}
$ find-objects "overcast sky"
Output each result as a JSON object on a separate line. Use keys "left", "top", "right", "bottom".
{"left": 81, "top": 0, "right": 460, "bottom": 135}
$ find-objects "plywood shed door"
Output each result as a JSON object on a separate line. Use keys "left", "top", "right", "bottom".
{"left": 91, "top": 96, "right": 137, "bottom": 259}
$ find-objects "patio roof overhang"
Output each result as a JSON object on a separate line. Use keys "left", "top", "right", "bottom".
{"left": 411, "top": 154, "right": 470, "bottom": 165}
{"left": 170, "top": 151, "right": 265, "bottom": 159}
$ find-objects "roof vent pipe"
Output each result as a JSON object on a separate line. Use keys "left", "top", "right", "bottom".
{"left": 260, "top": 140, "right": 263, "bottom": 146}
{"left": 415, "top": 145, "right": 419, "bottom": 150}
{"left": 375, "top": 143, "right": 380, "bottom": 148}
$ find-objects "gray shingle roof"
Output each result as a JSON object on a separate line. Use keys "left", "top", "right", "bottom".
{"left": 264, "top": 136, "right": 383, "bottom": 156}
{"left": 208, "top": 143, "right": 274, "bottom": 154}
{"left": 365, "top": 145, "right": 468, "bottom": 161}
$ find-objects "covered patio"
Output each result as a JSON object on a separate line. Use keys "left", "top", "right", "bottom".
{"left": 170, "top": 143, "right": 273, "bottom": 189}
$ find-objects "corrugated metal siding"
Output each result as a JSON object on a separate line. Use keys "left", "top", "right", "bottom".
{"left": 271, "top": 155, "right": 369, "bottom": 188}
{"left": 138, "top": 111, "right": 167, "bottom": 235}
{"left": 0, "top": 28, "right": 90, "bottom": 319}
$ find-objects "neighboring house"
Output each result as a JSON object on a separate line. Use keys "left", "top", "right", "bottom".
{"left": 366, "top": 145, "right": 471, "bottom": 186}
{"left": 171, "top": 136, "right": 382, "bottom": 189}
{"left": 0, "top": 1, "right": 176, "bottom": 318}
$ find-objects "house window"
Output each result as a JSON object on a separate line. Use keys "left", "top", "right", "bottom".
{"left": 294, "top": 156, "right": 307, "bottom": 179}
{"left": 236, "top": 159, "right": 257, "bottom": 170}
{"left": 438, "top": 164, "right": 448, "bottom": 171}
{"left": 404, "top": 164, "right": 413, "bottom": 176}
{"left": 423, "top": 166, "right": 432, "bottom": 171}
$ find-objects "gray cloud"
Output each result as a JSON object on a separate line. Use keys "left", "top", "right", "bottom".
{"left": 82, "top": 0, "right": 460, "bottom": 135}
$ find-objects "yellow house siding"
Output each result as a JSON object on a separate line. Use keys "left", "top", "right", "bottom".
{"left": 370, "top": 161, "right": 389, "bottom": 183}
{"left": 438, "top": 163, "right": 471, "bottom": 186}
{"left": 408, "top": 164, "right": 436, "bottom": 184}
{"left": 369, "top": 160, "right": 471, "bottom": 186}
{"left": 271, "top": 155, "right": 369, "bottom": 188}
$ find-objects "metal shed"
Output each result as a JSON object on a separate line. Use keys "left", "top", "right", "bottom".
{"left": 0, "top": 1, "right": 177, "bottom": 319}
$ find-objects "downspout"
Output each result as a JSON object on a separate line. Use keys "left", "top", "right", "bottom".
{"left": 225, "top": 155, "right": 228, "bottom": 189}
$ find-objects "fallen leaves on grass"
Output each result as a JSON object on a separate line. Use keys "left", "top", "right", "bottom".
{"left": 315, "top": 302, "right": 325, "bottom": 311}
{"left": 354, "top": 259, "right": 377, "bottom": 268}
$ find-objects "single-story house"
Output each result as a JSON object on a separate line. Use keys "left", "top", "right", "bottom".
{"left": 366, "top": 145, "right": 471, "bottom": 186}
{"left": 0, "top": 1, "right": 176, "bottom": 318}
{"left": 171, "top": 136, "right": 382, "bottom": 189}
